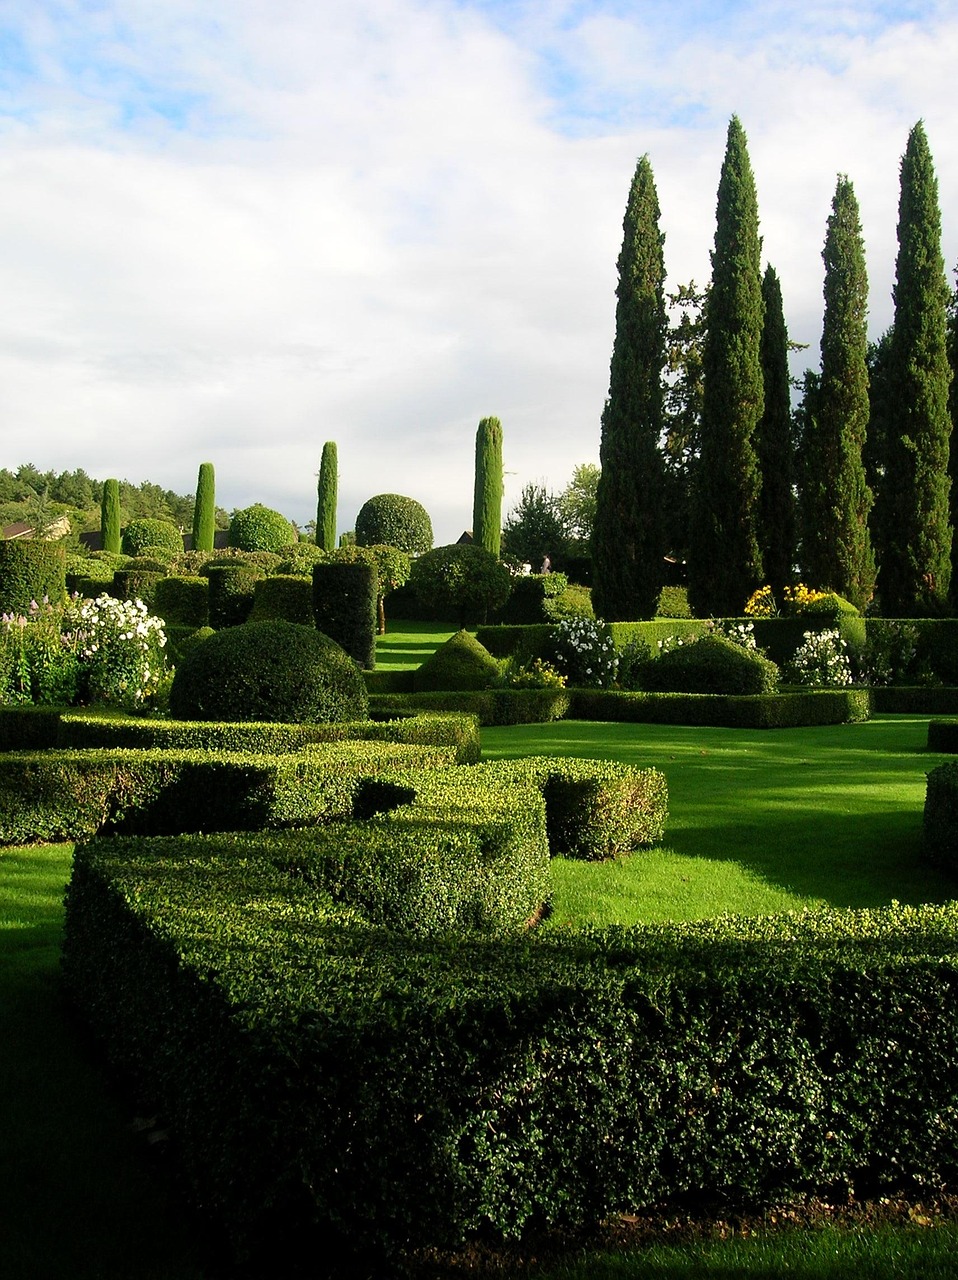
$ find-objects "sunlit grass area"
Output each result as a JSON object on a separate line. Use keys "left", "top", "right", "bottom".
{"left": 374, "top": 619, "right": 458, "bottom": 669}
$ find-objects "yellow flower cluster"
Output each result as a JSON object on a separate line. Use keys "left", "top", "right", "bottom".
{"left": 744, "top": 584, "right": 829, "bottom": 618}
{"left": 744, "top": 585, "right": 776, "bottom": 617}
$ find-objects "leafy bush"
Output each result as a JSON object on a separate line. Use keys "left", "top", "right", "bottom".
{"left": 169, "top": 620, "right": 368, "bottom": 723}
{"left": 205, "top": 564, "right": 265, "bottom": 629}
{"left": 784, "top": 629, "right": 853, "bottom": 687}
{"left": 275, "top": 543, "right": 327, "bottom": 576}
{"left": 549, "top": 616, "right": 618, "bottom": 688}
{"left": 496, "top": 573, "right": 568, "bottom": 624}
{"left": 355, "top": 493, "right": 433, "bottom": 555}
{"left": 496, "top": 657, "right": 566, "bottom": 689}
{"left": 227, "top": 504, "right": 296, "bottom": 554}
{"left": 0, "top": 599, "right": 80, "bottom": 706}
{"left": 121, "top": 518, "right": 183, "bottom": 559}
{"left": 414, "top": 629, "right": 500, "bottom": 692}
{"left": 409, "top": 544, "right": 512, "bottom": 626}
{"left": 923, "top": 761, "right": 958, "bottom": 871}
{"left": 312, "top": 561, "right": 377, "bottom": 668}
{"left": 66, "top": 594, "right": 169, "bottom": 710}
{"left": 641, "top": 633, "right": 780, "bottom": 695}
{"left": 656, "top": 585, "right": 691, "bottom": 618}
{"left": 615, "top": 635, "right": 654, "bottom": 691}
{"left": 249, "top": 575, "right": 314, "bottom": 625}
{"left": 111, "top": 568, "right": 165, "bottom": 611}
{"left": 0, "top": 540, "right": 66, "bottom": 614}
{"left": 154, "top": 576, "right": 209, "bottom": 629}
{"left": 543, "top": 583, "right": 594, "bottom": 622}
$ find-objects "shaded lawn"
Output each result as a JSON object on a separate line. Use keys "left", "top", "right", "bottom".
{"left": 481, "top": 714, "right": 956, "bottom": 925}
{"left": 374, "top": 619, "right": 458, "bottom": 670}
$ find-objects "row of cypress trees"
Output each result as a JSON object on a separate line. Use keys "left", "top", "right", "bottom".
{"left": 593, "top": 117, "right": 953, "bottom": 620}
{"left": 100, "top": 463, "right": 220, "bottom": 556}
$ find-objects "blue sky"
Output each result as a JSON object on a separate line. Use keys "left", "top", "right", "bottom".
{"left": 0, "top": 0, "right": 955, "bottom": 541}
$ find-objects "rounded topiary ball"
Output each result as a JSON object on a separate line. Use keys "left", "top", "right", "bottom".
{"left": 121, "top": 518, "right": 183, "bottom": 558}
{"left": 168, "top": 619, "right": 368, "bottom": 723}
{"left": 355, "top": 493, "right": 433, "bottom": 555}
{"left": 228, "top": 504, "right": 297, "bottom": 554}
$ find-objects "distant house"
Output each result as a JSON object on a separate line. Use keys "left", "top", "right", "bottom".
{"left": 3, "top": 517, "right": 72, "bottom": 541}
{"left": 457, "top": 531, "right": 474, "bottom": 544}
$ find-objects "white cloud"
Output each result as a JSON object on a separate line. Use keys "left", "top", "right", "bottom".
{"left": 0, "top": 0, "right": 955, "bottom": 543}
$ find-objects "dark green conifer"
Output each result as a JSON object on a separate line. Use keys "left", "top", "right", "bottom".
{"left": 100, "top": 478, "right": 121, "bottom": 555}
{"left": 688, "top": 116, "right": 764, "bottom": 617}
{"left": 876, "top": 122, "right": 953, "bottom": 615}
{"left": 472, "top": 416, "right": 503, "bottom": 558}
{"left": 316, "top": 442, "right": 338, "bottom": 553}
{"left": 755, "top": 265, "right": 795, "bottom": 602}
{"left": 192, "top": 462, "right": 216, "bottom": 554}
{"left": 803, "top": 177, "right": 875, "bottom": 610}
{"left": 592, "top": 154, "right": 667, "bottom": 621}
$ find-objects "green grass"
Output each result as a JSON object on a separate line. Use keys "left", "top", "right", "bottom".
{"left": 4, "top": 699, "right": 958, "bottom": 1278}
{"left": 481, "top": 715, "right": 955, "bottom": 927}
{"left": 374, "top": 619, "right": 458, "bottom": 670}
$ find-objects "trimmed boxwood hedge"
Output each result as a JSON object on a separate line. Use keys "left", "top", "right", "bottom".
{"left": 924, "top": 761, "right": 958, "bottom": 872}
{"left": 569, "top": 688, "right": 872, "bottom": 728}
{"left": 249, "top": 574, "right": 314, "bottom": 625}
{"left": 928, "top": 720, "right": 958, "bottom": 753}
{"left": 369, "top": 688, "right": 572, "bottom": 726}
{"left": 154, "top": 575, "right": 209, "bottom": 628}
{"left": 872, "top": 687, "right": 958, "bottom": 714}
{"left": 0, "top": 540, "right": 66, "bottom": 614}
{"left": 61, "top": 868, "right": 958, "bottom": 1268}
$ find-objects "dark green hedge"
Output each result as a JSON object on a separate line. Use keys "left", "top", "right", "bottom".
{"left": 61, "top": 869, "right": 958, "bottom": 1268}
{"left": 413, "top": 630, "right": 499, "bottom": 692}
{"left": 928, "top": 721, "right": 958, "bottom": 753}
{"left": 56, "top": 710, "right": 481, "bottom": 764}
{"left": 249, "top": 574, "right": 315, "bottom": 626}
{"left": 0, "top": 742, "right": 458, "bottom": 843}
{"left": 0, "top": 540, "right": 66, "bottom": 614}
{"left": 0, "top": 704, "right": 65, "bottom": 750}
{"left": 313, "top": 561, "right": 377, "bottom": 668}
{"left": 154, "top": 575, "right": 209, "bottom": 628}
{"left": 924, "top": 762, "right": 958, "bottom": 871}
{"left": 364, "top": 668, "right": 416, "bottom": 694}
{"left": 205, "top": 564, "right": 263, "bottom": 628}
{"left": 568, "top": 688, "right": 872, "bottom": 728}
{"left": 369, "top": 688, "right": 572, "bottom": 726}
{"left": 111, "top": 568, "right": 165, "bottom": 610}
{"left": 872, "top": 687, "right": 958, "bottom": 714}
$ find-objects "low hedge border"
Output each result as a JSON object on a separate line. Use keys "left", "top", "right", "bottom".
{"left": 872, "top": 687, "right": 958, "bottom": 714}
{"left": 368, "top": 688, "right": 571, "bottom": 726}
{"left": 0, "top": 742, "right": 459, "bottom": 844}
{"left": 568, "top": 688, "right": 872, "bottom": 728}
{"left": 61, "top": 870, "right": 958, "bottom": 1268}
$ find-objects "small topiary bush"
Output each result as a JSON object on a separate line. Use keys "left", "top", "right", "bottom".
{"left": 121, "top": 518, "right": 183, "bottom": 559}
{"left": 355, "top": 493, "right": 433, "bottom": 555}
{"left": 312, "top": 561, "right": 377, "bottom": 668}
{"left": 169, "top": 620, "right": 368, "bottom": 723}
{"left": 413, "top": 630, "right": 500, "bottom": 692}
{"left": 275, "top": 543, "right": 328, "bottom": 576}
{"left": 154, "top": 576, "right": 209, "bottom": 629}
{"left": 205, "top": 565, "right": 265, "bottom": 629}
{"left": 641, "top": 632, "right": 780, "bottom": 695}
{"left": 409, "top": 544, "right": 512, "bottom": 626}
{"left": 227, "top": 504, "right": 296, "bottom": 554}
{"left": 249, "top": 575, "right": 314, "bottom": 625}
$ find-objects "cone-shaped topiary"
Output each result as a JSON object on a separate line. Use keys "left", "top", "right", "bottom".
{"left": 169, "top": 620, "right": 368, "bottom": 723}
{"left": 413, "top": 629, "right": 500, "bottom": 692}
{"left": 100, "top": 479, "right": 121, "bottom": 556}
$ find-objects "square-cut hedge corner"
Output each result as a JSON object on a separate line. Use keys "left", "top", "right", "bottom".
{"left": 928, "top": 720, "right": 958, "bottom": 753}
{"left": 54, "top": 709, "right": 481, "bottom": 764}
{"left": 924, "top": 760, "right": 958, "bottom": 872}
{"left": 62, "top": 873, "right": 958, "bottom": 1267}
{"left": 0, "top": 741, "right": 459, "bottom": 844}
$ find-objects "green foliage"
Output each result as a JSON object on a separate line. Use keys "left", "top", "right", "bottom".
{"left": 656, "top": 585, "right": 691, "bottom": 617}
{"left": 496, "top": 572, "right": 568, "bottom": 624}
{"left": 642, "top": 632, "right": 780, "bottom": 695}
{"left": 205, "top": 564, "right": 264, "bottom": 628}
{"left": 0, "top": 541, "right": 66, "bottom": 614}
{"left": 121, "top": 517, "right": 182, "bottom": 558}
{"left": 688, "top": 116, "right": 765, "bottom": 616}
{"left": 550, "top": 615, "right": 619, "bottom": 687}
{"left": 756, "top": 266, "right": 796, "bottom": 601}
{"left": 169, "top": 620, "right": 369, "bottom": 724}
{"left": 191, "top": 462, "right": 216, "bottom": 554}
{"left": 100, "top": 478, "right": 121, "bottom": 555}
{"left": 472, "top": 416, "right": 503, "bottom": 557}
{"left": 662, "top": 281, "right": 707, "bottom": 561}
{"left": 369, "top": 688, "right": 571, "bottom": 726}
{"left": 501, "top": 483, "right": 566, "bottom": 568}
{"left": 332, "top": 542, "right": 411, "bottom": 633}
{"left": 923, "top": 761, "right": 958, "bottom": 871}
{"left": 249, "top": 575, "right": 314, "bottom": 625}
{"left": 556, "top": 463, "right": 600, "bottom": 548}
{"left": 593, "top": 154, "right": 667, "bottom": 620}
{"left": 227, "top": 504, "right": 296, "bottom": 554}
{"left": 355, "top": 493, "right": 433, "bottom": 555}
{"left": 876, "top": 123, "right": 954, "bottom": 615}
{"left": 316, "top": 442, "right": 337, "bottom": 553}
{"left": 275, "top": 542, "right": 327, "bottom": 576}
{"left": 413, "top": 629, "right": 500, "bottom": 692}
{"left": 409, "top": 544, "right": 513, "bottom": 627}
{"left": 110, "top": 568, "right": 165, "bottom": 612}
{"left": 802, "top": 179, "right": 875, "bottom": 609}
{"left": 312, "top": 560, "right": 377, "bottom": 667}
{"left": 543, "top": 583, "right": 594, "bottom": 622}
{"left": 153, "top": 575, "right": 209, "bottom": 629}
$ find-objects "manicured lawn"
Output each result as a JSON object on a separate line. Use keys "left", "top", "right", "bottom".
{"left": 374, "top": 619, "right": 458, "bottom": 669}
{"left": 4, "top": 702, "right": 958, "bottom": 1278}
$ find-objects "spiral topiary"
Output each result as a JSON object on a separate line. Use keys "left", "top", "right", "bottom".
{"left": 168, "top": 620, "right": 368, "bottom": 723}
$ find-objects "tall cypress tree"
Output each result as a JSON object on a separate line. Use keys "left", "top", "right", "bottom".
{"left": 192, "top": 461, "right": 216, "bottom": 554}
{"left": 688, "top": 116, "right": 764, "bottom": 617}
{"left": 472, "top": 416, "right": 503, "bottom": 558}
{"left": 316, "top": 442, "right": 338, "bottom": 552}
{"left": 100, "top": 478, "right": 121, "bottom": 555}
{"left": 876, "top": 122, "right": 953, "bottom": 615}
{"left": 755, "top": 265, "right": 795, "bottom": 602}
{"left": 592, "top": 153, "right": 667, "bottom": 621}
{"left": 802, "top": 177, "right": 875, "bottom": 610}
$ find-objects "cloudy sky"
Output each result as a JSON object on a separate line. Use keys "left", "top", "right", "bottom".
{"left": 1, "top": 0, "right": 956, "bottom": 543}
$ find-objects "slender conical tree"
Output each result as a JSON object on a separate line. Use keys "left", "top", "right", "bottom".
{"left": 947, "top": 268, "right": 958, "bottom": 603}
{"left": 876, "top": 122, "right": 953, "bottom": 615}
{"left": 688, "top": 116, "right": 764, "bottom": 617}
{"left": 316, "top": 442, "right": 338, "bottom": 552}
{"left": 472, "top": 416, "right": 503, "bottom": 558}
{"left": 191, "top": 461, "right": 216, "bottom": 554}
{"left": 755, "top": 265, "right": 795, "bottom": 602}
{"left": 100, "top": 478, "right": 121, "bottom": 555}
{"left": 592, "top": 154, "right": 667, "bottom": 621}
{"left": 802, "top": 177, "right": 875, "bottom": 610}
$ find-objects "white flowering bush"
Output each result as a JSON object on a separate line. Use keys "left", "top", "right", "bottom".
{"left": 784, "top": 629, "right": 852, "bottom": 688}
{"left": 550, "top": 616, "right": 618, "bottom": 688}
{"left": 715, "top": 620, "right": 758, "bottom": 651}
{"left": 65, "top": 594, "right": 168, "bottom": 709}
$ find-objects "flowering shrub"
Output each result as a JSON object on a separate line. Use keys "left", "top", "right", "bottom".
{"left": 744, "top": 585, "right": 777, "bottom": 617}
{"left": 550, "top": 616, "right": 618, "bottom": 688}
{"left": 497, "top": 657, "right": 567, "bottom": 689}
{"left": 715, "top": 620, "right": 758, "bottom": 651}
{"left": 857, "top": 621, "right": 937, "bottom": 687}
{"left": 64, "top": 594, "right": 168, "bottom": 709}
{"left": 784, "top": 629, "right": 852, "bottom": 687}
{"left": 0, "top": 598, "right": 80, "bottom": 705}
{"left": 745, "top": 584, "right": 832, "bottom": 617}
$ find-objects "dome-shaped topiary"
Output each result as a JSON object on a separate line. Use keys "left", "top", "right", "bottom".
{"left": 121, "top": 518, "right": 183, "bottom": 558}
{"left": 642, "top": 633, "right": 779, "bottom": 696}
{"left": 227, "top": 504, "right": 297, "bottom": 554}
{"left": 355, "top": 493, "right": 433, "bottom": 555}
{"left": 168, "top": 620, "right": 368, "bottom": 723}
{"left": 413, "top": 629, "right": 500, "bottom": 692}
